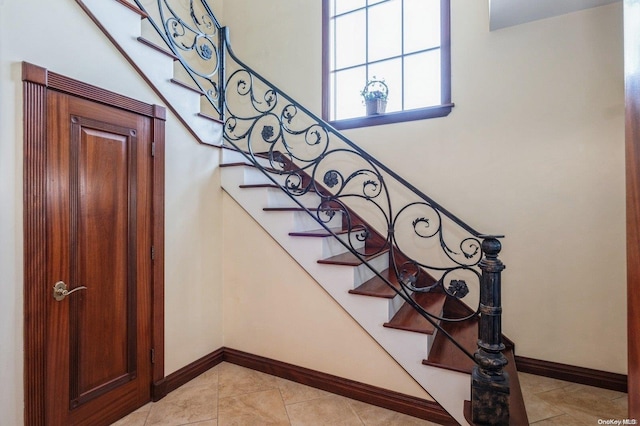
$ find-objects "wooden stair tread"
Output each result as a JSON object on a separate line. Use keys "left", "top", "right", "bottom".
{"left": 239, "top": 183, "right": 279, "bottom": 189}
{"left": 136, "top": 36, "right": 178, "bottom": 59}
{"left": 170, "top": 78, "right": 205, "bottom": 95}
{"left": 504, "top": 348, "right": 529, "bottom": 425}
{"left": 349, "top": 269, "right": 401, "bottom": 298}
{"left": 289, "top": 228, "right": 349, "bottom": 237}
{"left": 220, "top": 162, "right": 252, "bottom": 168}
{"left": 115, "top": 0, "right": 149, "bottom": 17}
{"left": 383, "top": 291, "right": 446, "bottom": 334}
{"left": 317, "top": 249, "right": 389, "bottom": 266}
{"left": 423, "top": 302, "right": 528, "bottom": 425}
{"left": 424, "top": 315, "right": 477, "bottom": 373}
{"left": 219, "top": 161, "right": 283, "bottom": 174}
{"left": 263, "top": 207, "right": 340, "bottom": 212}
{"left": 197, "top": 112, "right": 224, "bottom": 124}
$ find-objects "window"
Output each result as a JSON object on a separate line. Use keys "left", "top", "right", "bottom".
{"left": 322, "top": 0, "right": 452, "bottom": 129}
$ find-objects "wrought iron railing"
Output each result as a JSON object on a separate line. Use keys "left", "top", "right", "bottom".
{"left": 132, "top": 0, "right": 509, "bottom": 422}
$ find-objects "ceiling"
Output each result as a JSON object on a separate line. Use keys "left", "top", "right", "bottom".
{"left": 489, "top": 0, "right": 620, "bottom": 31}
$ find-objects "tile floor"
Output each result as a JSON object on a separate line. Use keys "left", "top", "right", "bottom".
{"left": 112, "top": 362, "right": 629, "bottom": 425}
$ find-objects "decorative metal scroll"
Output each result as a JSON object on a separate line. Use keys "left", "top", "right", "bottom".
{"left": 133, "top": 0, "right": 224, "bottom": 117}
{"left": 223, "top": 60, "right": 484, "bottom": 332}
{"left": 136, "top": 0, "right": 502, "bottom": 363}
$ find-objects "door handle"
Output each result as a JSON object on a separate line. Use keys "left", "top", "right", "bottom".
{"left": 53, "top": 281, "right": 87, "bottom": 301}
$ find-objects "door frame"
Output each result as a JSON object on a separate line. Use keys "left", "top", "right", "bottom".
{"left": 22, "top": 62, "right": 166, "bottom": 425}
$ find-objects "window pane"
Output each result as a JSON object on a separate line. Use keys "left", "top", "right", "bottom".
{"left": 334, "top": 67, "right": 367, "bottom": 120}
{"left": 404, "top": 50, "right": 441, "bottom": 110}
{"left": 335, "top": 11, "right": 366, "bottom": 69}
{"left": 368, "top": 0, "right": 401, "bottom": 62}
{"left": 367, "top": 0, "right": 386, "bottom": 5}
{"left": 368, "top": 58, "right": 401, "bottom": 113}
{"left": 404, "top": 0, "right": 440, "bottom": 53}
{"left": 335, "top": 0, "right": 366, "bottom": 15}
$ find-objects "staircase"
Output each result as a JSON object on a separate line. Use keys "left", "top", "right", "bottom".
{"left": 76, "top": 0, "right": 529, "bottom": 423}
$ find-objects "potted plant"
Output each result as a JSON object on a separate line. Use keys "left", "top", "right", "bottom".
{"left": 361, "top": 77, "right": 389, "bottom": 116}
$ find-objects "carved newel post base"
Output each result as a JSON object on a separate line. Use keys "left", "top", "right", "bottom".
{"left": 471, "top": 236, "right": 509, "bottom": 425}
{"left": 471, "top": 366, "right": 510, "bottom": 424}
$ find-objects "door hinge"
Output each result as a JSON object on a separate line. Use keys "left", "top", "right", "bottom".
{"left": 151, "top": 246, "right": 155, "bottom": 261}
{"left": 151, "top": 348, "right": 155, "bottom": 364}
{"left": 151, "top": 141, "right": 156, "bottom": 157}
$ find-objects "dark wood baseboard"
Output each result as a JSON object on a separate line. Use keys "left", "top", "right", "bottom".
{"left": 150, "top": 347, "right": 628, "bottom": 423}
{"left": 222, "top": 348, "right": 455, "bottom": 425}
{"left": 152, "top": 348, "right": 225, "bottom": 400}
{"left": 515, "top": 355, "right": 628, "bottom": 393}
{"left": 151, "top": 347, "right": 454, "bottom": 424}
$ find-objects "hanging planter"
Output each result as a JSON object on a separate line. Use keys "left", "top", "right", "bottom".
{"left": 361, "top": 78, "right": 389, "bottom": 116}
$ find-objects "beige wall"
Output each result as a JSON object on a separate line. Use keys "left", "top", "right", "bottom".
{"left": 221, "top": 1, "right": 627, "bottom": 374}
{"left": 0, "top": 0, "right": 224, "bottom": 423}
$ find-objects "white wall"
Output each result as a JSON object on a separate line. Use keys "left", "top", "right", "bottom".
{"left": 221, "top": 1, "right": 626, "bottom": 374}
{"left": 0, "top": 0, "right": 224, "bottom": 423}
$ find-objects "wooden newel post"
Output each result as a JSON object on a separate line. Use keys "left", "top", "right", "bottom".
{"left": 472, "top": 236, "right": 509, "bottom": 425}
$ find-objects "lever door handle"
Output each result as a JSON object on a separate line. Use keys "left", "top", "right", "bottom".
{"left": 53, "top": 281, "right": 87, "bottom": 301}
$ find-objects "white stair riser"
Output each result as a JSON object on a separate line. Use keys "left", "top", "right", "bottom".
{"left": 140, "top": 18, "right": 168, "bottom": 48}
{"left": 349, "top": 252, "right": 389, "bottom": 288}
{"left": 222, "top": 148, "right": 282, "bottom": 169}
{"left": 266, "top": 187, "right": 322, "bottom": 209}
{"left": 321, "top": 232, "right": 366, "bottom": 258}
{"left": 292, "top": 210, "right": 343, "bottom": 232}
{"left": 389, "top": 290, "right": 411, "bottom": 319}
{"left": 242, "top": 167, "right": 289, "bottom": 186}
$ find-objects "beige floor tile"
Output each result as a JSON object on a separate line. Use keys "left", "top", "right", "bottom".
{"left": 218, "top": 363, "right": 280, "bottom": 399}
{"left": 521, "top": 391, "right": 566, "bottom": 423}
{"left": 110, "top": 403, "right": 152, "bottom": 426}
{"left": 218, "top": 388, "right": 290, "bottom": 426}
{"left": 275, "top": 377, "right": 332, "bottom": 405}
{"left": 530, "top": 413, "right": 589, "bottom": 425}
{"left": 108, "top": 362, "right": 631, "bottom": 426}
{"left": 286, "top": 395, "right": 363, "bottom": 426}
{"left": 183, "top": 365, "right": 220, "bottom": 389}
{"left": 145, "top": 382, "right": 218, "bottom": 426}
{"left": 347, "top": 398, "right": 439, "bottom": 426}
{"left": 535, "top": 383, "right": 628, "bottom": 424}
{"left": 518, "top": 372, "right": 573, "bottom": 396}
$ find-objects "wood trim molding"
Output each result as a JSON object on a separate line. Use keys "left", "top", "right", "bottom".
{"left": 113, "top": 0, "right": 149, "bottom": 18}
{"left": 151, "top": 111, "right": 166, "bottom": 400}
{"left": 152, "top": 348, "right": 225, "bottom": 400}
{"left": 515, "top": 356, "right": 627, "bottom": 393}
{"left": 222, "top": 348, "right": 456, "bottom": 424}
{"left": 23, "top": 68, "right": 49, "bottom": 426}
{"left": 140, "top": 347, "right": 633, "bottom": 424}
{"left": 22, "top": 62, "right": 166, "bottom": 424}
{"left": 626, "top": 0, "right": 640, "bottom": 416}
{"left": 149, "top": 347, "right": 454, "bottom": 424}
{"left": 22, "top": 62, "right": 158, "bottom": 119}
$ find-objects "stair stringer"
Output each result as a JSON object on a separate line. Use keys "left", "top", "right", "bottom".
{"left": 221, "top": 152, "right": 471, "bottom": 425}
{"left": 77, "top": 0, "right": 224, "bottom": 146}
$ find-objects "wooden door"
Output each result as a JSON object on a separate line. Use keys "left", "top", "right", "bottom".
{"left": 44, "top": 91, "right": 153, "bottom": 425}
{"left": 23, "top": 62, "right": 166, "bottom": 426}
